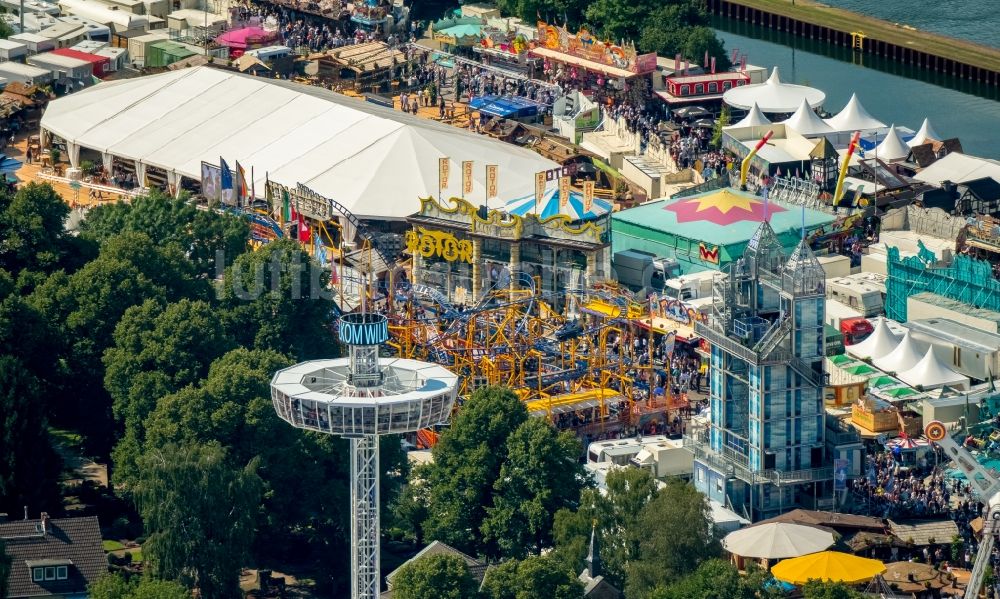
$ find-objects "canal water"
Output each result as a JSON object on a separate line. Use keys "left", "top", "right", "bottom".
{"left": 712, "top": 17, "right": 1000, "bottom": 158}
{"left": 823, "top": 0, "right": 998, "bottom": 49}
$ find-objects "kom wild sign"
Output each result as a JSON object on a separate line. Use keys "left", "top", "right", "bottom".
{"left": 338, "top": 313, "right": 389, "bottom": 346}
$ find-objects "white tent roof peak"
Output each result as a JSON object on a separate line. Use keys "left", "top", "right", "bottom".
{"left": 907, "top": 117, "right": 942, "bottom": 147}
{"left": 897, "top": 347, "right": 970, "bottom": 391}
{"left": 781, "top": 97, "right": 833, "bottom": 136}
{"left": 845, "top": 317, "right": 900, "bottom": 360}
{"left": 874, "top": 124, "right": 910, "bottom": 161}
{"left": 824, "top": 93, "right": 887, "bottom": 132}
{"left": 729, "top": 102, "right": 771, "bottom": 128}
{"left": 873, "top": 330, "right": 924, "bottom": 373}
{"left": 722, "top": 66, "right": 826, "bottom": 113}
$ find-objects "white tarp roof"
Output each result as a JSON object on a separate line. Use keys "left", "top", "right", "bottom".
{"left": 907, "top": 118, "right": 941, "bottom": 148}
{"left": 872, "top": 125, "right": 910, "bottom": 162}
{"left": 897, "top": 347, "right": 970, "bottom": 390}
{"left": 824, "top": 93, "right": 886, "bottom": 132}
{"left": 41, "top": 67, "right": 561, "bottom": 220}
{"left": 846, "top": 317, "right": 900, "bottom": 360}
{"left": 723, "top": 522, "right": 835, "bottom": 559}
{"left": 728, "top": 101, "right": 771, "bottom": 128}
{"left": 913, "top": 152, "right": 1000, "bottom": 186}
{"left": 722, "top": 66, "right": 826, "bottom": 113}
{"left": 873, "top": 331, "right": 924, "bottom": 374}
{"left": 781, "top": 97, "right": 832, "bottom": 136}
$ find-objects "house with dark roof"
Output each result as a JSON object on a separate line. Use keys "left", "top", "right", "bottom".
{"left": 381, "top": 541, "right": 488, "bottom": 598}
{"left": 1, "top": 514, "right": 107, "bottom": 599}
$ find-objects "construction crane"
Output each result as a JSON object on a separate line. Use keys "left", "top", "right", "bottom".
{"left": 924, "top": 420, "right": 1000, "bottom": 597}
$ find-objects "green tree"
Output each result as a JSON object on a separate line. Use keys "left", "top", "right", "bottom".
{"left": 392, "top": 474, "right": 430, "bottom": 545}
{"left": 392, "top": 554, "right": 479, "bottom": 599}
{"left": 481, "top": 418, "right": 585, "bottom": 558}
{"left": 218, "top": 239, "right": 336, "bottom": 360}
{"left": 552, "top": 466, "right": 658, "bottom": 587}
{"left": 625, "top": 481, "right": 721, "bottom": 599}
{"left": 0, "top": 183, "right": 69, "bottom": 273}
{"left": 711, "top": 106, "right": 730, "bottom": 149}
{"left": 423, "top": 386, "right": 528, "bottom": 555}
{"left": 801, "top": 580, "right": 865, "bottom": 599}
{"left": 90, "top": 573, "right": 191, "bottom": 599}
{"left": 81, "top": 193, "right": 249, "bottom": 277}
{"left": 0, "top": 355, "right": 62, "bottom": 515}
{"left": 651, "top": 559, "right": 782, "bottom": 599}
{"left": 479, "top": 554, "right": 583, "bottom": 599}
{"left": 136, "top": 443, "right": 262, "bottom": 599}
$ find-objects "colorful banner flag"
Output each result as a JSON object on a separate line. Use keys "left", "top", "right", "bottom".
{"left": 462, "top": 160, "right": 473, "bottom": 197}
{"left": 674, "top": 53, "right": 680, "bottom": 71}
{"left": 534, "top": 171, "right": 545, "bottom": 212}
{"left": 299, "top": 212, "right": 311, "bottom": 243}
{"left": 438, "top": 157, "right": 450, "bottom": 193}
{"left": 558, "top": 176, "right": 570, "bottom": 210}
{"left": 710, "top": 57, "right": 716, "bottom": 74}
{"left": 220, "top": 157, "right": 233, "bottom": 204}
{"left": 583, "top": 180, "right": 595, "bottom": 212}
{"left": 704, "top": 50, "right": 709, "bottom": 68}
{"left": 236, "top": 160, "right": 248, "bottom": 204}
{"left": 281, "top": 188, "right": 291, "bottom": 224}
{"left": 485, "top": 165, "right": 498, "bottom": 199}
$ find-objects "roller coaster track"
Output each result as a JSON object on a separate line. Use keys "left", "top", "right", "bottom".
{"left": 295, "top": 183, "right": 392, "bottom": 274}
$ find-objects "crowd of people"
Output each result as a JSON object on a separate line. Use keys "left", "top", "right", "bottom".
{"left": 852, "top": 450, "right": 957, "bottom": 519}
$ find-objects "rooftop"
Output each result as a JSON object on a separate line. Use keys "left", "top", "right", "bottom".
{"left": 904, "top": 317, "right": 1000, "bottom": 352}
{"left": 0, "top": 516, "right": 106, "bottom": 599}
{"left": 887, "top": 519, "right": 959, "bottom": 546}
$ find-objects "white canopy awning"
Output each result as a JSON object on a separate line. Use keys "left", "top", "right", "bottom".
{"left": 722, "top": 66, "right": 826, "bottom": 113}
{"left": 907, "top": 117, "right": 941, "bottom": 147}
{"left": 824, "top": 93, "right": 886, "bottom": 132}
{"left": 781, "top": 97, "right": 833, "bottom": 136}
{"left": 897, "top": 347, "right": 970, "bottom": 391}
{"left": 846, "top": 317, "right": 900, "bottom": 360}
{"left": 728, "top": 101, "right": 771, "bottom": 128}
{"left": 723, "top": 522, "right": 835, "bottom": 559}
{"left": 872, "top": 125, "right": 910, "bottom": 162}
{"left": 873, "top": 331, "right": 924, "bottom": 373}
{"left": 40, "top": 67, "right": 561, "bottom": 220}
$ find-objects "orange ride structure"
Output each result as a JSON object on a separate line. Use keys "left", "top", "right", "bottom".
{"left": 387, "top": 276, "right": 685, "bottom": 438}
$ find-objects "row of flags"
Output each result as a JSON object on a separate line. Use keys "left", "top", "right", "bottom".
{"left": 219, "top": 157, "right": 254, "bottom": 206}
{"left": 438, "top": 158, "right": 499, "bottom": 200}
{"left": 279, "top": 188, "right": 312, "bottom": 243}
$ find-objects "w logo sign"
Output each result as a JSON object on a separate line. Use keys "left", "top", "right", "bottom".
{"left": 699, "top": 243, "right": 720, "bottom": 264}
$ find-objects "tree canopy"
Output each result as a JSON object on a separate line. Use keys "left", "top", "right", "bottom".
{"left": 89, "top": 573, "right": 191, "bottom": 599}
{"left": 479, "top": 554, "right": 583, "bottom": 599}
{"left": 136, "top": 443, "right": 262, "bottom": 599}
{"left": 420, "top": 386, "right": 586, "bottom": 559}
{"left": 391, "top": 554, "right": 479, "bottom": 599}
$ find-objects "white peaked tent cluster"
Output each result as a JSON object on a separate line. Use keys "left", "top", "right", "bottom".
{"left": 846, "top": 318, "right": 900, "bottom": 360}
{"left": 780, "top": 98, "right": 833, "bottom": 136}
{"left": 873, "top": 125, "right": 911, "bottom": 162}
{"left": 722, "top": 67, "right": 826, "bottom": 113}
{"left": 898, "top": 348, "right": 970, "bottom": 391}
{"left": 907, "top": 118, "right": 942, "bottom": 147}
{"left": 845, "top": 319, "right": 970, "bottom": 390}
{"left": 873, "top": 331, "right": 924, "bottom": 373}
{"left": 728, "top": 101, "right": 771, "bottom": 128}
{"left": 824, "top": 93, "right": 887, "bottom": 132}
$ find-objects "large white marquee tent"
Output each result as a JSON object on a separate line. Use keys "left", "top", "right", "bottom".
{"left": 722, "top": 67, "right": 826, "bottom": 114}
{"left": 40, "top": 67, "right": 561, "bottom": 220}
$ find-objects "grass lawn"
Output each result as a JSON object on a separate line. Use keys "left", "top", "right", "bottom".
{"left": 102, "top": 540, "right": 125, "bottom": 552}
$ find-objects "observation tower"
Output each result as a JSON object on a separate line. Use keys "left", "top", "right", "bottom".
{"left": 270, "top": 312, "right": 458, "bottom": 599}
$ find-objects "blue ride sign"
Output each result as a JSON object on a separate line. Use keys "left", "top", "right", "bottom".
{"left": 338, "top": 314, "right": 389, "bottom": 346}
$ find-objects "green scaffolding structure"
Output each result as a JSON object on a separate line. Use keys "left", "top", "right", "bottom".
{"left": 886, "top": 242, "right": 1000, "bottom": 321}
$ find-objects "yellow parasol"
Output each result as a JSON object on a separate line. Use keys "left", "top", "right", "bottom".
{"left": 771, "top": 551, "right": 886, "bottom": 585}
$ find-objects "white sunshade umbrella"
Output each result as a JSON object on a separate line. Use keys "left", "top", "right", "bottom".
{"left": 723, "top": 522, "right": 836, "bottom": 559}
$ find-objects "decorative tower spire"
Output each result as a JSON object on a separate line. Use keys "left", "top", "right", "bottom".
{"left": 585, "top": 519, "right": 601, "bottom": 579}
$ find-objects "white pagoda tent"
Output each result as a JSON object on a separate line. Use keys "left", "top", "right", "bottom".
{"left": 872, "top": 125, "right": 910, "bottom": 162}
{"left": 897, "top": 347, "right": 970, "bottom": 391}
{"left": 846, "top": 318, "right": 900, "bottom": 360}
{"left": 873, "top": 331, "right": 924, "bottom": 373}
{"left": 824, "top": 93, "right": 887, "bottom": 132}
{"left": 781, "top": 98, "right": 833, "bottom": 136}
{"left": 727, "top": 102, "right": 771, "bottom": 128}
{"left": 907, "top": 118, "right": 942, "bottom": 147}
{"left": 722, "top": 67, "right": 826, "bottom": 114}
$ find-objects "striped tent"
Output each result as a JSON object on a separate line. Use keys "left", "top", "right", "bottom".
{"left": 505, "top": 187, "right": 612, "bottom": 222}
